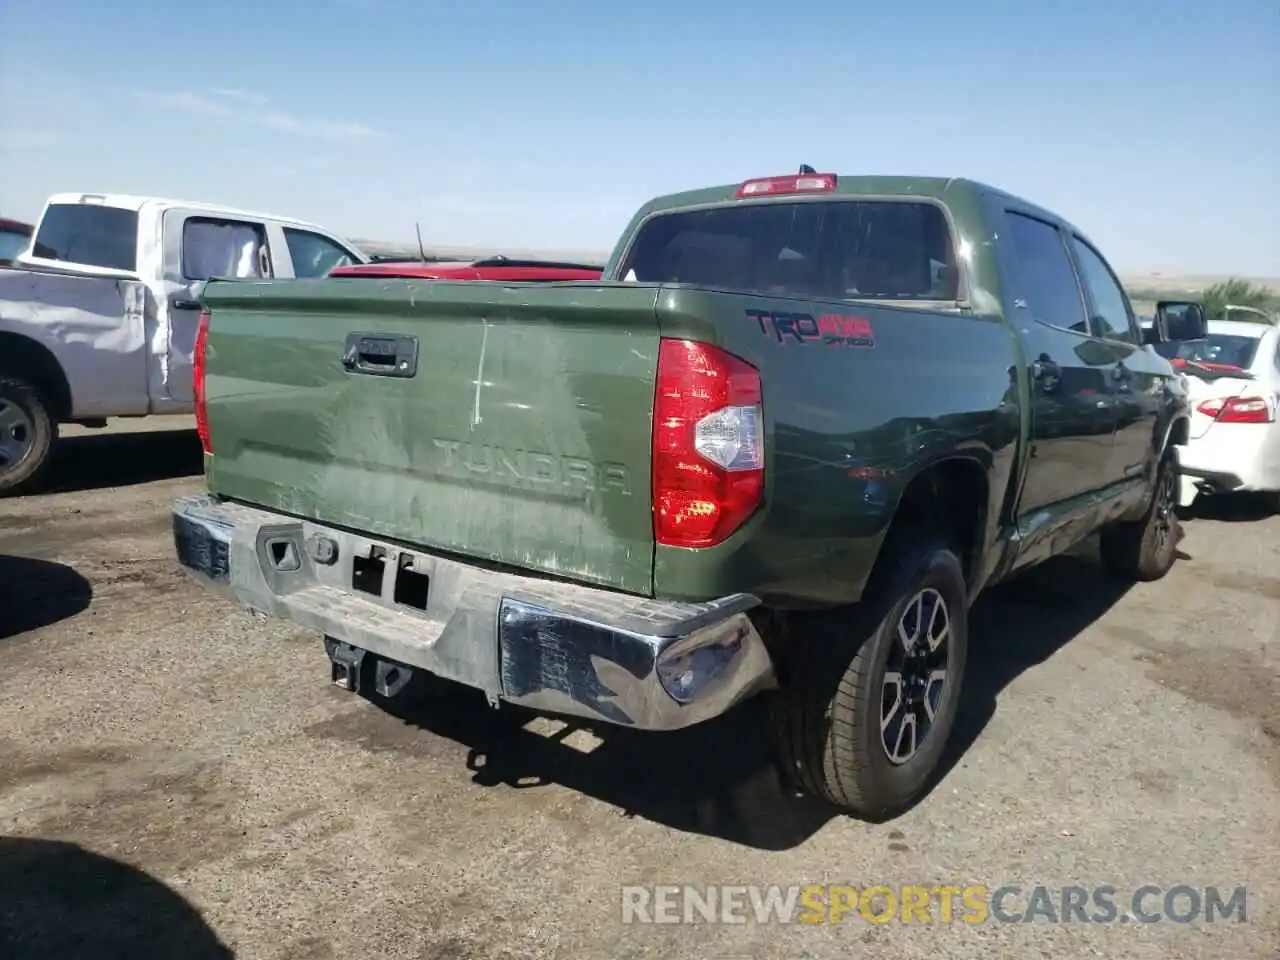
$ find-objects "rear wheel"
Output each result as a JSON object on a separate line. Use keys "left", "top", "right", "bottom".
{"left": 1099, "top": 447, "right": 1179, "bottom": 581}
{"left": 772, "top": 535, "right": 968, "bottom": 819}
{"left": 0, "top": 375, "right": 56, "bottom": 496}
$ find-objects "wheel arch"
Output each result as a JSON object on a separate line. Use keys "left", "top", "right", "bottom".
{"left": 864, "top": 455, "right": 993, "bottom": 601}
{"left": 0, "top": 331, "right": 73, "bottom": 420}
{"left": 1162, "top": 414, "right": 1189, "bottom": 455}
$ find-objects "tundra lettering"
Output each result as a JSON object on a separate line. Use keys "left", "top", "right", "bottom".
{"left": 431, "top": 439, "right": 632, "bottom": 495}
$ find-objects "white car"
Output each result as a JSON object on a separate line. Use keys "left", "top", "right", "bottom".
{"left": 1169, "top": 315, "right": 1280, "bottom": 508}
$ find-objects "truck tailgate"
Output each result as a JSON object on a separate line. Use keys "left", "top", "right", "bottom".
{"left": 201, "top": 279, "right": 662, "bottom": 595}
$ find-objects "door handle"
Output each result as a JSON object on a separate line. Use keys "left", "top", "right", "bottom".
{"left": 341, "top": 333, "right": 419, "bottom": 378}
{"left": 169, "top": 297, "right": 202, "bottom": 311}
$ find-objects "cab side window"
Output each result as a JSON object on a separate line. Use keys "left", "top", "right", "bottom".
{"left": 1003, "top": 212, "right": 1089, "bottom": 334}
{"left": 1069, "top": 236, "right": 1137, "bottom": 344}
{"left": 284, "top": 228, "right": 359, "bottom": 278}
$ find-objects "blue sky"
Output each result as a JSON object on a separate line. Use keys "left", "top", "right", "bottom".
{"left": 1, "top": 0, "right": 1276, "bottom": 274}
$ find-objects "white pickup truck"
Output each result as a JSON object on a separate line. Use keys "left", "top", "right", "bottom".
{"left": 0, "top": 193, "right": 369, "bottom": 493}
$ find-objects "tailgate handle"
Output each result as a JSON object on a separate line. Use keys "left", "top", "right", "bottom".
{"left": 341, "top": 333, "right": 419, "bottom": 378}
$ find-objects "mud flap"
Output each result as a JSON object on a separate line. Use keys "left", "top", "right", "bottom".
{"left": 323, "top": 635, "right": 414, "bottom": 698}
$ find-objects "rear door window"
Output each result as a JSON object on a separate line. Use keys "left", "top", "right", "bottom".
{"left": 182, "top": 217, "right": 271, "bottom": 281}
{"left": 31, "top": 203, "right": 139, "bottom": 271}
{"left": 620, "top": 199, "right": 958, "bottom": 301}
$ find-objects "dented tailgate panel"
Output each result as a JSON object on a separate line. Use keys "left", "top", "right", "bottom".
{"left": 200, "top": 279, "right": 662, "bottom": 595}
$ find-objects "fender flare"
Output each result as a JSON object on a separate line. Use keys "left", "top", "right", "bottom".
{"left": 1158, "top": 413, "right": 1190, "bottom": 461}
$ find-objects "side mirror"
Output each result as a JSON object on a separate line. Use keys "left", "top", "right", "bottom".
{"left": 1155, "top": 300, "right": 1208, "bottom": 343}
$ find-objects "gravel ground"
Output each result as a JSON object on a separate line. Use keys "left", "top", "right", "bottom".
{"left": 1, "top": 417, "right": 1277, "bottom": 960}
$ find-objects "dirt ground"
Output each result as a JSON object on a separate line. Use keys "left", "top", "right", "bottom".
{"left": 1, "top": 417, "right": 1277, "bottom": 960}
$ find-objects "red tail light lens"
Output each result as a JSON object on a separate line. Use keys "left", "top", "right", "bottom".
{"left": 652, "top": 339, "right": 764, "bottom": 548}
{"left": 1196, "top": 396, "right": 1274, "bottom": 424}
{"left": 736, "top": 173, "right": 836, "bottom": 198}
{"left": 194, "top": 311, "right": 211, "bottom": 454}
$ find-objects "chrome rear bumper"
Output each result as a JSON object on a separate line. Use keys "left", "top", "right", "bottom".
{"left": 172, "top": 493, "right": 776, "bottom": 731}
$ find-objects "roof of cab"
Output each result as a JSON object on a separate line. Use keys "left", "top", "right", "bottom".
{"left": 41, "top": 192, "right": 335, "bottom": 233}
{"left": 642, "top": 174, "right": 998, "bottom": 209}
{"left": 646, "top": 174, "right": 1078, "bottom": 225}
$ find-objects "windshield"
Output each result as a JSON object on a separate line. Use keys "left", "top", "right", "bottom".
{"left": 31, "top": 202, "right": 139, "bottom": 271}
{"left": 1170, "top": 334, "right": 1261, "bottom": 372}
{"left": 0, "top": 228, "right": 29, "bottom": 262}
{"left": 619, "top": 199, "right": 958, "bottom": 301}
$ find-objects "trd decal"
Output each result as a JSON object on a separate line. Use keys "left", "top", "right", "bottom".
{"left": 746, "top": 309, "right": 874, "bottom": 348}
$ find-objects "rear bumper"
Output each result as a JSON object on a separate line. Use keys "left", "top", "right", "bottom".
{"left": 1178, "top": 427, "right": 1279, "bottom": 500}
{"left": 171, "top": 493, "right": 776, "bottom": 731}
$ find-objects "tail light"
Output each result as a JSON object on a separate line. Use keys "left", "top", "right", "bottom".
{"left": 194, "top": 311, "right": 211, "bottom": 454}
{"left": 1195, "top": 396, "right": 1274, "bottom": 424}
{"left": 652, "top": 339, "right": 764, "bottom": 548}
{"left": 736, "top": 173, "right": 836, "bottom": 198}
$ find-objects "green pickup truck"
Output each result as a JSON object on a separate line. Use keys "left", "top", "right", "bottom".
{"left": 172, "top": 171, "right": 1203, "bottom": 818}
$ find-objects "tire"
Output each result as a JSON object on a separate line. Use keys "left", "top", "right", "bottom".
{"left": 0, "top": 375, "right": 57, "bottom": 496}
{"left": 1098, "top": 447, "right": 1179, "bottom": 582}
{"left": 771, "top": 534, "right": 969, "bottom": 819}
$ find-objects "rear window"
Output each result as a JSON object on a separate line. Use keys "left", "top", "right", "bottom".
{"left": 31, "top": 203, "right": 139, "bottom": 271}
{"left": 1171, "top": 334, "right": 1261, "bottom": 371}
{"left": 619, "top": 199, "right": 957, "bottom": 301}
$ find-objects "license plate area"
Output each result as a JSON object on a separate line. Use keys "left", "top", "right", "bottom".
{"left": 348, "top": 544, "right": 431, "bottom": 612}
{"left": 393, "top": 552, "right": 431, "bottom": 611}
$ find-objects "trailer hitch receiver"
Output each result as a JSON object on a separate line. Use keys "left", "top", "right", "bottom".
{"left": 323, "top": 636, "right": 413, "bottom": 698}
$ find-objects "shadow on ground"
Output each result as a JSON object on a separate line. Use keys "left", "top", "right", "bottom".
{"left": 934, "top": 543, "right": 1132, "bottom": 793}
{"left": 0, "top": 837, "right": 233, "bottom": 959}
{"left": 41, "top": 428, "right": 203, "bottom": 494}
{"left": 350, "top": 543, "right": 1132, "bottom": 849}
{"left": 0, "top": 556, "right": 92, "bottom": 640}
{"left": 1179, "top": 491, "right": 1280, "bottom": 524}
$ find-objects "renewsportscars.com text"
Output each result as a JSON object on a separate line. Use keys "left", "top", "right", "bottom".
{"left": 620, "top": 884, "right": 1248, "bottom": 925}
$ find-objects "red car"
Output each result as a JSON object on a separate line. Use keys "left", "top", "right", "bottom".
{"left": 329, "top": 256, "right": 603, "bottom": 282}
{"left": 0, "top": 217, "right": 33, "bottom": 266}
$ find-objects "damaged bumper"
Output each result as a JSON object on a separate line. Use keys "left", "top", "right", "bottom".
{"left": 171, "top": 493, "right": 776, "bottom": 731}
